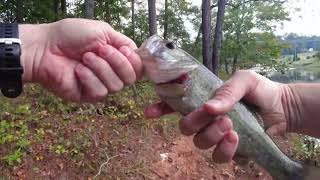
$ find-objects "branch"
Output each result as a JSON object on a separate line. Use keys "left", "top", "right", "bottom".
{"left": 93, "top": 151, "right": 124, "bottom": 179}
{"left": 211, "top": 0, "right": 287, "bottom": 9}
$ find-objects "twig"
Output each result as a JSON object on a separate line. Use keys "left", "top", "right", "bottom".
{"left": 93, "top": 151, "right": 124, "bottom": 179}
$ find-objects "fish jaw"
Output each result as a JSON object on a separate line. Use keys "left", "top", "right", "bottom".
{"left": 136, "top": 35, "right": 198, "bottom": 84}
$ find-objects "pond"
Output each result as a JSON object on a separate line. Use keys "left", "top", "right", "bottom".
{"left": 267, "top": 67, "right": 320, "bottom": 84}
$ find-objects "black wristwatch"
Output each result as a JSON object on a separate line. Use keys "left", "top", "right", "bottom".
{"left": 0, "top": 23, "right": 23, "bottom": 98}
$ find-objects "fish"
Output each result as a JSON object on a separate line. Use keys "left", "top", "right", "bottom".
{"left": 136, "top": 35, "right": 320, "bottom": 180}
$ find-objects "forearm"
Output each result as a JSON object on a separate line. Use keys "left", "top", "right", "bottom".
{"left": 19, "top": 24, "right": 49, "bottom": 83}
{"left": 282, "top": 83, "right": 320, "bottom": 137}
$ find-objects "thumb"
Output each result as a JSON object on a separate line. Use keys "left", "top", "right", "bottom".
{"left": 204, "top": 70, "right": 262, "bottom": 115}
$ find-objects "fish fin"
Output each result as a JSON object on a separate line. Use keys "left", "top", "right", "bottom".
{"left": 302, "top": 164, "right": 320, "bottom": 180}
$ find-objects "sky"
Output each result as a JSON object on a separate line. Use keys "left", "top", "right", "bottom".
{"left": 191, "top": 0, "right": 320, "bottom": 36}
{"left": 276, "top": 0, "right": 320, "bottom": 36}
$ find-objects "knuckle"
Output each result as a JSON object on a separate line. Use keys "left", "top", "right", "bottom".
{"left": 124, "top": 72, "right": 136, "bottom": 85}
{"left": 215, "top": 84, "right": 235, "bottom": 101}
{"left": 108, "top": 81, "right": 124, "bottom": 93}
{"left": 219, "top": 116, "right": 233, "bottom": 131}
{"left": 202, "top": 129, "right": 220, "bottom": 145}
{"left": 235, "top": 70, "right": 258, "bottom": 82}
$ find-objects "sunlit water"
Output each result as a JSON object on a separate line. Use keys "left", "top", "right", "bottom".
{"left": 268, "top": 67, "right": 320, "bottom": 84}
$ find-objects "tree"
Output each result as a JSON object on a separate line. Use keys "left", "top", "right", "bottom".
{"left": 131, "top": 0, "right": 135, "bottom": 41}
{"left": 148, "top": 0, "right": 157, "bottom": 35}
{"left": 123, "top": 0, "right": 149, "bottom": 46}
{"left": 212, "top": 0, "right": 227, "bottom": 75}
{"left": 221, "top": 0, "right": 289, "bottom": 73}
{"left": 84, "top": 0, "right": 95, "bottom": 19}
{"left": 93, "top": 0, "right": 129, "bottom": 31}
{"left": 202, "top": 0, "right": 213, "bottom": 71}
{"left": 16, "top": 0, "right": 23, "bottom": 23}
{"left": 159, "top": 0, "right": 198, "bottom": 44}
{"left": 61, "top": 0, "right": 67, "bottom": 17}
{"left": 0, "top": 0, "right": 57, "bottom": 23}
{"left": 163, "top": 0, "right": 169, "bottom": 40}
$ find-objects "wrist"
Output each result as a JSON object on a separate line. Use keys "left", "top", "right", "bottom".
{"left": 19, "top": 23, "right": 50, "bottom": 83}
{"left": 282, "top": 83, "right": 320, "bottom": 137}
{"left": 280, "top": 84, "right": 302, "bottom": 133}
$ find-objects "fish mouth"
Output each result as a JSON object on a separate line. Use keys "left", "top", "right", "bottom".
{"left": 157, "top": 74, "right": 189, "bottom": 85}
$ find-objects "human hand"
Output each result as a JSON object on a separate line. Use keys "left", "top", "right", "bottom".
{"left": 145, "top": 70, "right": 289, "bottom": 163}
{"left": 19, "top": 18, "right": 143, "bottom": 103}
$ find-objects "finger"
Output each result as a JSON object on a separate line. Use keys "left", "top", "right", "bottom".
{"left": 266, "top": 122, "right": 287, "bottom": 136}
{"left": 82, "top": 52, "right": 124, "bottom": 93}
{"left": 179, "top": 107, "right": 217, "bottom": 136}
{"left": 144, "top": 102, "right": 175, "bottom": 118}
{"left": 108, "top": 29, "right": 137, "bottom": 49}
{"left": 119, "top": 46, "right": 144, "bottom": 80}
{"left": 75, "top": 63, "right": 108, "bottom": 103}
{"left": 212, "top": 130, "right": 239, "bottom": 163}
{"left": 99, "top": 45, "right": 136, "bottom": 85}
{"left": 204, "top": 70, "right": 264, "bottom": 115}
{"left": 193, "top": 116, "right": 233, "bottom": 149}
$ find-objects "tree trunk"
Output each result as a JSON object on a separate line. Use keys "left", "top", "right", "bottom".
{"left": 193, "top": 24, "right": 202, "bottom": 51}
{"left": 163, "top": 0, "right": 168, "bottom": 40}
{"left": 131, "top": 0, "right": 135, "bottom": 41}
{"left": 148, "top": 0, "right": 157, "bottom": 35}
{"left": 212, "top": 0, "right": 227, "bottom": 76}
{"left": 224, "top": 59, "right": 230, "bottom": 74}
{"left": 202, "top": 0, "right": 212, "bottom": 71}
{"left": 232, "top": 54, "right": 238, "bottom": 73}
{"left": 15, "top": 1, "right": 23, "bottom": 23}
{"left": 54, "top": 0, "right": 60, "bottom": 20}
{"left": 104, "top": 1, "right": 111, "bottom": 23}
{"left": 60, "top": 0, "right": 67, "bottom": 17}
{"left": 84, "top": 0, "right": 95, "bottom": 19}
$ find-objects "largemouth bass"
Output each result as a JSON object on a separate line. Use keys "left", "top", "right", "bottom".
{"left": 136, "top": 35, "right": 319, "bottom": 180}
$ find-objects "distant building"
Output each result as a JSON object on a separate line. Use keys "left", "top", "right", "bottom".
{"left": 309, "top": 48, "right": 314, "bottom": 52}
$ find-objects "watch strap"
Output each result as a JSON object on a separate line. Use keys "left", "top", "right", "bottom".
{"left": 0, "top": 23, "right": 23, "bottom": 98}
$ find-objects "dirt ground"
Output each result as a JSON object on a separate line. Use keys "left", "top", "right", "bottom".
{"left": 1, "top": 114, "right": 295, "bottom": 180}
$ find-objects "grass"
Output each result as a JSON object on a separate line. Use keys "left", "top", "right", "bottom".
{"left": 0, "top": 79, "right": 170, "bottom": 178}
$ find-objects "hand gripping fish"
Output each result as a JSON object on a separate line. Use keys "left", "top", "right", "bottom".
{"left": 136, "top": 35, "right": 320, "bottom": 180}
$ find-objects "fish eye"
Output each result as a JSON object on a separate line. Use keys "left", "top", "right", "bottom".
{"left": 165, "top": 42, "right": 175, "bottom": 49}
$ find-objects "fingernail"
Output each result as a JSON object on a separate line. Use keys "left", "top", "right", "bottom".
{"left": 218, "top": 117, "right": 232, "bottom": 133}
{"left": 225, "top": 132, "right": 237, "bottom": 143}
{"left": 208, "top": 99, "right": 222, "bottom": 107}
{"left": 120, "top": 46, "right": 132, "bottom": 57}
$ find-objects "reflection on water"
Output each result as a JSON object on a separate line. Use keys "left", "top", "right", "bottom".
{"left": 268, "top": 68, "right": 320, "bottom": 83}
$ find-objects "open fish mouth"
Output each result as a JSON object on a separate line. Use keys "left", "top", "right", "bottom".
{"left": 157, "top": 73, "right": 189, "bottom": 85}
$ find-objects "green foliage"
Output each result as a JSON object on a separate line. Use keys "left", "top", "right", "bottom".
{"left": 0, "top": 119, "right": 30, "bottom": 166}
{"left": 159, "top": 0, "right": 196, "bottom": 43}
{"left": 2, "top": 149, "right": 25, "bottom": 166}
{"left": 292, "top": 136, "right": 320, "bottom": 166}
{"left": 0, "top": 0, "right": 58, "bottom": 23}
{"left": 282, "top": 34, "right": 320, "bottom": 55}
{"left": 124, "top": 1, "right": 150, "bottom": 46}
{"left": 222, "top": 0, "right": 289, "bottom": 70}
{"left": 55, "top": 145, "right": 66, "bottom": 155}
